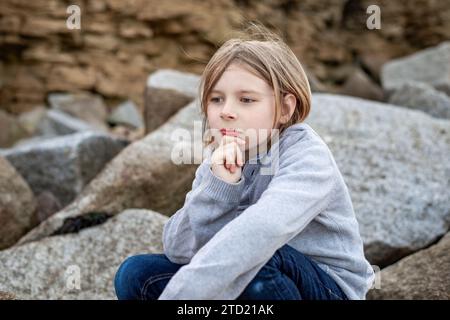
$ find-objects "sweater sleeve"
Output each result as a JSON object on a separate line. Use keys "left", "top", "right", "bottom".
{"left": 158, "top": 138, "right": 338, "bottom": 299}
{"left": 162, "top": 156, "right": 247, "bottom": 265}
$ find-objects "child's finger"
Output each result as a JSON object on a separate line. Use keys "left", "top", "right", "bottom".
{"left": 211, "top": 146, "right": 225, "bottom": 166}
{"left": 236, "top": 145, "right": 244, "bottom": 167}
{"left": 222, "top": 135, "right": 246, "bottom": 148}
{"left": 228, "top": 142, "right": 242, "bottom": 169}
{"left": 221, "top": 135, "right": 234, "bottom": 146}
{"left": 225, "top": 146, "right": 235, "bottom": 170}
{"left": 229, "top": 142, "right": 244, "bottom": 172}
{"left": 214, "top": 136, "right": 245, "bottom": 171}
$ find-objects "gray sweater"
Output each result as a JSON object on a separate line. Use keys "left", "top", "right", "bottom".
{"left": 159, "top": 122, "right": 375, "bottom": 300}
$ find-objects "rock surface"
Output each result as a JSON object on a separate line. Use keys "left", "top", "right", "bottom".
{"left": 17, "top": 100, "right": 204, "bottom": 245}
{"left": 0, "top": 110, "right": 29, "bottom": 147}
{"left": 367, "top": 232, "right": 450, "bottom": 300}
{"left": 0, "top": 291, "right": 16, "bottom": 300}
{"left": 382, "top": 41, "right": 450, "bottom": 95}
{"left": 340, "top": 68, "right": 384, "bottom": 101}
{"left": 0, "top": 209, "right": 167, "bottom": 299}
{"left": 388, "top": 81, "right": 450, "bottom": 119}
{"left": 36, "top": 109, "right": 98, "bottom": 137}
{"left": 308, "top": 94, "right": 450, "bottom": 267}
{"left": 48, "top": 92, "right": 109, "bottom": 131}
{"left": 0, "top": 156, "right": 37, "bottom": 249}
{"left": 108, "top": 100, "right": 144, "bottom": 129}
{"left": 16, "top": 106, "right": 47, "bottom": 136}
{"left": 144, "top": 69, "right": 197, "bottom": 133}
{"left": 1, "top": 131, "right": 128, "bottom": 209}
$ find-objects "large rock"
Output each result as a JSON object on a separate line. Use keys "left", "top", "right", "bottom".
{"left": 34, "top": 191, "right": 62, "bottom": 224}
{"left": 144, "top": 69, "right": 198, "bottom": 133}
{"left": 17, "top": 106, "right": 47, "bottom": 135}
{"left": 108, "top": 100, "right": 144, "bottom": 129}
{"left": 0, "top": 110, "right": 29, "bottom": 147}
{"left": 307, "top": 94, "right": 450, "bottom": 267}
{"left": 388, "top": 81, "right": 450, "bottom": 119}
{"left": 360, "top": 51, "right": 392, "bottom": 83}
{"left": 147, "top": 69, "right": 200, "bottom": 97}
{"left": 367, "top": 232, "right": 450, "bottom": 299}
{"left": 1, "top": 131, "right": 128, "bottom": 210}
{"left": 0, "top": 209, "right": 167, "bottom": 299}
{"left": 0, "top": 156, "right": 37, "bottom": 249}
{"left": 340, "top": 68, "right": 384, "bottom": 101}
{"left": 36, "top": 109, "right": 98, "bottom": 137}
{"left": 381, "top": 41, "right": 450, "bottom": 95}
{"left": 17, "top": 100, "right": 203, "bottom": 245}
{"left": 0, "top": 291, "right": 16, "bottom": 300}
{"left": 48, "top": 92, "right": 109, "bottom": 131}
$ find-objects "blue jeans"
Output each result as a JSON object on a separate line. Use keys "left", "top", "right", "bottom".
{"left": 114, "top": 244, "right": 348, "bottom": 300}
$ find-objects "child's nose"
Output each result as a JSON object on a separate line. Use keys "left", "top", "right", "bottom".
{"left": 220, "top": 109, "right": 236, "bottom": 120}
{"left": 220, "top": 105, "right": 237, "bottom": 120}
{"left": 220, "top": 111, "right": 236, "bottom": 120}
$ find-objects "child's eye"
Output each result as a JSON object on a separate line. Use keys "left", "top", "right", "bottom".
{"left": 209, "top": 97, "right": 223, "bottom": 104}
{"left": 241, "top": 97, "right": 255, "bottom": 103}
{"left": 209, "top": 96, "right": 255, "bottom": 104}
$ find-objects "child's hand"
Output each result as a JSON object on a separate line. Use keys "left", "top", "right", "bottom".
{"left": 210, "top": 135, "right": 246, "bottom": 184}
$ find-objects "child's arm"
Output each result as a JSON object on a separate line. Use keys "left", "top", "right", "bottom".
{"left": 158, "top": 137, "right": 338, "bottom": 299}
{"left": 162, "top": 156, "right": 246, "bottom": 264}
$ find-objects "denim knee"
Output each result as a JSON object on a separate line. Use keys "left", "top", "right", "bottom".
{"left": 114, "top": 255, "right": 142, "bottom": 300}
{"left": 238, "top": 260, "right": 287, "bottom": 300}
{"left": 237, "top": 249, "right": 302, "bottom": 300}
{"left": 238, "top": 277, "right": 274, "bottom": 300}
{"left": 114, "top": 253, "right": 183, "bottom": 300}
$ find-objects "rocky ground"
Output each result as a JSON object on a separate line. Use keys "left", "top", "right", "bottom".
{"left": 0, "top": 1, "right": 449, "bottom": 300}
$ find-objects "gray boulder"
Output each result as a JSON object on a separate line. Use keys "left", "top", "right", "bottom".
{"left": 17, "top": 100, "right": 203, "bottom": 246}
{"left": 146, "top": 69, "right": 200, "bottom": 98}
{"left": 381, "top": 41, "right": 450, "bottom": 95}
{"left": 36, "top": 109, "right": 97, "bottom": 137}
{"left": 144, "top": 69, "right": 198, "bottom": 133}
{"left": 108, "top": 100, "right": 144, "bottom": 129}
{"left": 308, "top": 94, "right": 450, "bottom": 267}
{"left": 388, "top": 81, "right": 450, "bottom": 119}
{"left": 0, "top": 209, "right": 167, "bottom": 299}
{"left": 48, "top": 92, "right": 109, "bottom": 131}
{"left": 17, "top": 106, "right": 47, "bottom": 136}
{"left": 1, "top": 131, "right": 128, "bottom": 209}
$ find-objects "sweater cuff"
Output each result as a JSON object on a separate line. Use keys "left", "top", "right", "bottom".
{"left": 201, "top": 165, "right": 246, "bottom": 203}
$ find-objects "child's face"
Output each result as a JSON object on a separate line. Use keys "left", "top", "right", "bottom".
{"left": 206, "top": 62, "right": 278, "bottom": 152}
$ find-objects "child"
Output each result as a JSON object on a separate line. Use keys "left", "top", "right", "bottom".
{"left": 114, "top": 23, "right": 375, "bottom": 300}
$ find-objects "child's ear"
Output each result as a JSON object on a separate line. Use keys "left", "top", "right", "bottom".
{"left": 280, "top": 93, "right": 296, "bottom": 124}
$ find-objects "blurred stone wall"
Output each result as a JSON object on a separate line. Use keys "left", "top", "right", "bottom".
{"left": 1, "top": 0, "right": 449, "bottom": 114}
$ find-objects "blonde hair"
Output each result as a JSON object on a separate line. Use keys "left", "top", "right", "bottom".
{"left": 198, "top": 22, "right": 312, "bottom": 148}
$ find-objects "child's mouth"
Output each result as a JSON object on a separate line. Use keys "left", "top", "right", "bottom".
{"left": 220, "top": 128, "right": 240, "bottom": 137}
